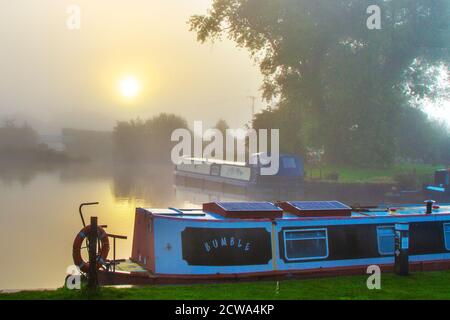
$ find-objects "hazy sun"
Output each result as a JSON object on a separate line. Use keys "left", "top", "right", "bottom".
{"left": 119, "top": 76, "right": 140, "bottom": 99}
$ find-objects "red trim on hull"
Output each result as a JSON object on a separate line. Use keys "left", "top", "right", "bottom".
{"left": 131, "top": 210, "right": 155, "bottom": 273}
{"left": 98, "top": 260, "right": 450, "bottom": 286}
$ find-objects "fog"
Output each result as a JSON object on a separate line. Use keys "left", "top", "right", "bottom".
{"left": 0, "top": 0, "right": 449, "bottom": 291}
{"left": 0, "top": 0, "right": 263, "bottom": 133}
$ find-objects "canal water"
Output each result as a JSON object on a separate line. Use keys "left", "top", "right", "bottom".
{"left": 0, "top": 162, "right": 415, "bottom": 290}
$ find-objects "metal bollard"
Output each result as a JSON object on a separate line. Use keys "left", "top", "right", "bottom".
{"left": 88, "top": 216, "right": 98, "bottom": 289}
{"left": 394, "top": 223, "right": 410, "bottom": 276}
{"left": 425, "top": 200, "right": 436, "bottom": 214}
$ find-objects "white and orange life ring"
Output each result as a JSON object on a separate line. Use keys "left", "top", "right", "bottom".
{"left": 72, "top": 225, "right": 110, "bottom": 273}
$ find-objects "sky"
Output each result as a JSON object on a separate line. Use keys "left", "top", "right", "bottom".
{"left": 0, "top": 0, "right": 264, "bottom": 133}
{"left": 0, "top": 1, "right": 448, "bottom": 135}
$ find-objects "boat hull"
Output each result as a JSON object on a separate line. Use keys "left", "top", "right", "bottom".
{"left": 96, "top": 202, "right": 450, "bottom": 286}
{"left": 98, "top": 259, "right": 450, "bottom": 286}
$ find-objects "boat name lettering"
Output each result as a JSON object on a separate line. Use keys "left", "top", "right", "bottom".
{"left": 203, "top": 237, "right": 251, "bottom": 253}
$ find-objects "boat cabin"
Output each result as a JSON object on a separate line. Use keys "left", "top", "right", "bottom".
{"left": 174, "top": 153, "right": 304, "bottom": 187}
{"left": 425, "top": 169, "right": 450, "bottom": 195}
{"left": 130, "top": 200, "right": 450, "bottom": 277}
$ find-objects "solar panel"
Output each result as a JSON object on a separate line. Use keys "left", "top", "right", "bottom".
{"left": 203, "top": 202, "right": 283, "bottom": 219}
{"left": 277, "top": 200, "right": 352, "bottom": 217}
{"left": 289, "top": 201, "right": 351, "bottom": 211}
{"left": 216, "top": 202, "right": 282, "bottom": 212}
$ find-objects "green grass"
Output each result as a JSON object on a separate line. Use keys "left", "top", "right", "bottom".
{"left": 305, "top": 163, "right": 444, "bottom": 184}
{"left": 3, "top": 271, "right": 450, "bottom": 300}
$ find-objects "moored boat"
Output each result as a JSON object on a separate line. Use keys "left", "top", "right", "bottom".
{"left": 174, "top": 153, "right": 304, "bottom": 188}
{"left": 72, "top": 200, "right": 450, "bottom": 285}
{"left": 425, "top": 169, "right": 450, "bottom": 199}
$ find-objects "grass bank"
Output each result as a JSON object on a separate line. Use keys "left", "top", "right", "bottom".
{"left": 305, "top": 163, "right": 444, "bottom": 184}
{"left": 2, "top": 271, "right": 450, "bottom": 300}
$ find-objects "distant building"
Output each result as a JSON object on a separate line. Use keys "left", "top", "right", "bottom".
{"left": 38, "top": 134, "right": 65, "bottom": 152}
{"left": 62, "top": 128, "right": 113, "bottom": 160}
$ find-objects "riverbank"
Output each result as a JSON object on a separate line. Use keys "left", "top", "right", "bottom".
{"left": 305, "top": 163, "right": 444, "bottom": 184}
{"left": 2, "top": 271, "right": 450, "bottom": 300}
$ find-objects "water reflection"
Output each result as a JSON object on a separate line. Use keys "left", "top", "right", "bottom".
{"left": 174, "top": 177, "right": 305, "bottom": 204}
{"left": 0, "top": 161, "right": 428, "bottom": 290}
{"left": 112, "top": 164, "right": 176, "bottom": 207}
{"left": 0, "top": 161, "right": 61, "bottom": 187}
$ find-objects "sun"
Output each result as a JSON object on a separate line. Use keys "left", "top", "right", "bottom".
{"left": 119, "top": 76, "right": 141, "bottom": 99}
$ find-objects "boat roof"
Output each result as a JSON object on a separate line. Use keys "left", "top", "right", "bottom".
{"left": 180, "top": 153, "right": 301, "bottom": 167}
{"left": 138, "top": 201, "right": 450, "bottom": 221}
{"left": 180, "top": 156, "right": 247, "bottom": 166}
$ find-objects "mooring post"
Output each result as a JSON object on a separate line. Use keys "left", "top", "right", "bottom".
{"left": 394, "top": 223, "right": 410, "bottom": 276}
{"left": 88, "top": 216, "right": 98, "bottom": 289}
{"left": 425, "top": 200, "right": 435, "bottom": 215}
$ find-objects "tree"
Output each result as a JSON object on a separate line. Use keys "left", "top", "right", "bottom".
{"left": 215, "top": 119, "right": 229, "bottom": 136}
{"left": 190, "top": 0, "right": 450, "bottom": 166}
{"left": 252, "top": 106, "right": 304, "bottom": 156}
{"left": 0, "top": 121, "right": 39, "bottom": 150}
{"left": 113, "top": 113, "right": 189, "bottom": 163}
{"left": 213, "top": 118, "right": 229, "bottom": 158}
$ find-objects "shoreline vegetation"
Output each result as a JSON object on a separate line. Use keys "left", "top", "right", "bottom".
{"left": 2, "top": 271, "right": 450, "bottom": 300}
{"left": 0, "top": 119, "right": 447, "bottom": 186}
{"left": 0, "top": 147, "right": 85, "bottom": 165}
{"left": 0, "top": 122, "right": 85, "bottom": 166}
{"left": 305, "top": 163, "right": 444, "bottom": 186}
{"left": 191, "top": 1, "right": 450, "bottom": 169}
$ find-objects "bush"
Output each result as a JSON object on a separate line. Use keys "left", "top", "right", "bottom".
{"left": 325, "top": 172, "right": 339, "bottom": 181}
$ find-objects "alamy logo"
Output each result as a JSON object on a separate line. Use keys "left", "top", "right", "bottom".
{"left": 366, "top": 5, "right": 382, "bottom": 30}
{"left": 66, "top": 5, "right": 81, "bottom": 30}
{"left": 65, "top": 265, "right": 81, "bottom": 290}
{"left": 171, "top": 121, "right": 280, "bottom": 176}
{"left": 366, "top": 265, "right": 381, "bottom": 290}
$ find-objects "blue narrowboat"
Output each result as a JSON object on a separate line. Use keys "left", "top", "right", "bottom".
{"left": 425, "top": 169, "right": 450, "bottom": 199}
{"left": 174, "top": 153, "right": 304, "bottom": 188}
{"left": 87, "top": 200, "right": 450, "bottom": 285}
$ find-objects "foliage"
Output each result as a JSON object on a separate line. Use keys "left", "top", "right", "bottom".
{"left": 215, "top": 118, "right": 230, "bottom": 136}
{"left": 395, "top": 108, "right": 450, "bottom": 165}
{"left": 304, "top": 162, "right": 441, "bottom": 184}
{"left": 113, "top": 113, "right": 189, "bottom": 163}
{"left": 190, "top": 0, "right": 450, "bottom": 166}
{"left": 0, "top": 122, "right": 71, "bottom": 163}
{"left": 0, "top": 121, "right": 39, "bottom": 150}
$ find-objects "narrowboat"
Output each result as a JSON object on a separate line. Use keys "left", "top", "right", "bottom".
{"left": 386, "top": 169, "right": 450, "bottom": 203}
{"left": 73, "top": 200, "right": 450, "bottom": 285}
{"left": 174, "top": 153, "right": 304, "bottom": 189}
{"left": 425, "top": 169, "right": 450, "bottom": 199}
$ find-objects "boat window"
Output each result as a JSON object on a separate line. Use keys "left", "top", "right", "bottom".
{"left": 443, "top": 224, "right": 450, "bottom": 250}
{"left": 282, "top": 157, "right": 297, "bottom": 169}
{"left": 377, "top": 226, "right": 395, "bottom": 255}
{"left": 283, "top": 229, "right": 328, "bottom": 261}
